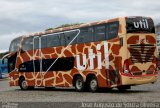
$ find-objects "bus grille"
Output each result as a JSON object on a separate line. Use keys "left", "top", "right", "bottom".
{"left": 132, "top": 71, "right": 142, "bottom": 76}
{"left": 146, "top": 70, "right": 154, "bottom": 74}
{"left": 129, "top": 44, "right": 155, "bottom": 63}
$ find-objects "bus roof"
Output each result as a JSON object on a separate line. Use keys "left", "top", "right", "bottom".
{"left": 20, "top": 17, "right": 120, "bottom": 38}
{"left": 17, "top": 16, "right": 153, "bottom": 38}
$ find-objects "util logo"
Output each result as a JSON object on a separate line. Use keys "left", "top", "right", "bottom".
{"left": 133, "top": 19, "right": 149, "bottom": 29}
{"left": 76, "top": 42, "right": 109, "bottom": 70}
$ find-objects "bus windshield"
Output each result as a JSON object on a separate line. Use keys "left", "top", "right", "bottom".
{"left": 126, "top": 17, "right": 155, "bottom": 33}
{"left": 9, "top": 37, "right": 22, "bottom": 52}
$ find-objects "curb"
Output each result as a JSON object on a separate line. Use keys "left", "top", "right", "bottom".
{"left": 0, "top": 78, "right": 8, "bottom": 81}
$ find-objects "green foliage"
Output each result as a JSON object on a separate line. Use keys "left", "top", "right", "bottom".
{"left": 45, "top": 28, "right": 54, "bottom": 31}
{"left": 156, "top": 23, "right": 160, "bottom": 33}
{"left": 45, "top": 23, "right": 83, "bottom": 31}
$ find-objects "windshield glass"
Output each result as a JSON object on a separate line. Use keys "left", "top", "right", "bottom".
{"left": 126, "top": 17, "right": 155, "bottom": 33}
{"left": 9, "top": 37, "right": 22, "bottom": 52}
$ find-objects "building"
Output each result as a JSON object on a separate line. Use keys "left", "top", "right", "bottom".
{"left": 156, "top": 23, "right": 160, "bottom": 54}
{"left": 0, "top": 59, "right": 8, "bottom": 79}
{"left": 156, "top": 23, "right": 160, "bottom": 32}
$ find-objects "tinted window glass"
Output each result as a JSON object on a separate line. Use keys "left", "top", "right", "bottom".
{"left": 8, "top": 52, "right": 17, "bottom": 72}
{"left": 9, "top": 37, "right": 22, "bottom": 52}
{"left": 41, "top": 36, "right": 47, "bottom": 48}
{"left": 106, "top": 24, "right": 109, "bottom": 40}
{"left": 65, "top": 31, "right": 78, "bottom": 45}
{"left": 95, "top": 25, "right": 105, "bottom": 41}
{"left": 77, "top": 27, "right": 93, "bottom": 43}
{"left": 33, "top": 37, "right": 39, "bottom": 49}
{"left": 33, "top": 36, "right": 47, "bottom": 49}
{"left": 18, "top": 57, "right": 74, "bottom": 72}
{"left": 47, "top": 34, "right": 60, "bottom": 47}
{"left": 108, "top": 22, "right": 119, "bottom": 40}
{"left": 42, "top": 57, "right": 74, "bottom": 71}
{"left": 22, "top": 37, "right": 33, "bottom": 51}
{"left": 126, "top": 17, "right": 155, "bottom": 33}
{"left": 60, "top": 33, "right": 66, "bottom": 46}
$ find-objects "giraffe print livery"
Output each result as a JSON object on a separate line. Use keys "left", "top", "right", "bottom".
{"left": 8, "top": 16, "right": 158, "bottom": 91}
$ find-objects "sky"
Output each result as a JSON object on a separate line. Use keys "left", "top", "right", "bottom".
{"left": 0, "top": 0, "right": 160, "bottom": 52}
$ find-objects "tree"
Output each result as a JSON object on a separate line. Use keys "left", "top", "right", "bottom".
{"left": 45, "top": 23, "right": 83, "bottom": 31}
{"left": 156, "top": 23, "right": 160, "bottom": 33}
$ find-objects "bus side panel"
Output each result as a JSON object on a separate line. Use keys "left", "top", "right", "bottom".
{"left": 9, "top": 71, "right": 19, "bottom": 86}
{"left": 94, "top": 69, "right": 107, "bottom": 88}
{"left": 106, "top": 38, "right": 123, "bottom": 87}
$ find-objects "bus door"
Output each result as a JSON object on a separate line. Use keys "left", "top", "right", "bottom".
{"left": 33, "top": 36, "right": 43, "bottom": 86}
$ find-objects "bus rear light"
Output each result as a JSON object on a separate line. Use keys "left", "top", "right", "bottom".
{"left": 154, "top": 58, "right": 159, "bottom": 74}
{"left": 123, "top": 60, "right": 130, "bottom": 74}
{"left": 124, "top": 69, "right": 129, "bottom": 74}
{"left": 155, "top": 67, "right": 158, "bottom": 74}
{"left": 156, "top": 58, "right": 158, "bottom": 71}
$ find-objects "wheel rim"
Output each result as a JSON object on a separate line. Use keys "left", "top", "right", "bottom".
{"left": 76, "top": 79, "right": 83, "bottom": 90}
{"left": 21, "top": 80, "right": 28, "bottom": 89}
{"left": 90, "top": 79, "right": 97, "bottom": 91}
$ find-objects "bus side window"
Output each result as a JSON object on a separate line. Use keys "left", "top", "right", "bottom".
{"left": 9, "top": 37, "right": 22, "bottom": 52}
{"left": 41, "top": 36, "right": 47, "bottom": 48}
{"left": 47, "top": 34, "right": 60, "bottom": 48}
{"left": 94, "top": 25, "right": 105, "bottom": 41}
{"left": 64, "top": 31, "right": 77, "bottom": 45}
{"left": 77, "top": 27, "right": 93, "bottom": 44}
{"left": 34, "top": 37, "right": 39, "bottom": 49}
{"left": 108, "top": 22, "right": 119, "bottom": 40}
{"left": 60, "top": 33, "right": 66, "bottom": 46}
{"left": 22, "top": 37, "right": 33, "bottom": 51}
{"left": 106, "top": 24, "right": 109, "bottom": 40}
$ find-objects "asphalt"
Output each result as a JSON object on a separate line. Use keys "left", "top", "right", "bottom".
{"left": 0, "top": 75, "right": 160, "bottom": 108}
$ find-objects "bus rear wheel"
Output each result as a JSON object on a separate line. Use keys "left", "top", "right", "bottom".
{"left": 87, "top": 76, "right": 98, "bottom": 92}
{"left": 74, "top": 76, "right": 84, "bottom": 92}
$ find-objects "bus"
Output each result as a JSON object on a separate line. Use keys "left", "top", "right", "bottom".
{"left": 0, "top": 59, "right": 8, "bottom": 79}
{"left": 7, "top": 16, "right": 158, "bottom": 92}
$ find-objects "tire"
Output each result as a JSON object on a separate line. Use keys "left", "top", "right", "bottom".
{"left": 74, "top": 76, "right": 84, "bottom": 92}
{"left": 87, "top": 76, "right": 98, "bottom": 92}
{"left": 19, "top": 78, "right": 29, "bottom": 90}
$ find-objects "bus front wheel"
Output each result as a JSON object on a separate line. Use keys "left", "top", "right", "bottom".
{"left": 19, "top": 78, "right": 34, "bottom": 90}
{"left": 75, "top": 76, "right": 84, "bottom": 92}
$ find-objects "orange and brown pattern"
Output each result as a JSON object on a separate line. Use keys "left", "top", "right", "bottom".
{"left": 8, "top": 17, "right": 158, "bottom": 88}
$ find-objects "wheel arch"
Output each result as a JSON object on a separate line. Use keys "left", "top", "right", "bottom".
{"left": 86, "top": 73, "right": 97, "bottom": 84}
{"left": 72, "top": 74, "right": 83, "bottom": 87}
{"left": 18, "top": 76, "right": 25, "bottom": 85}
